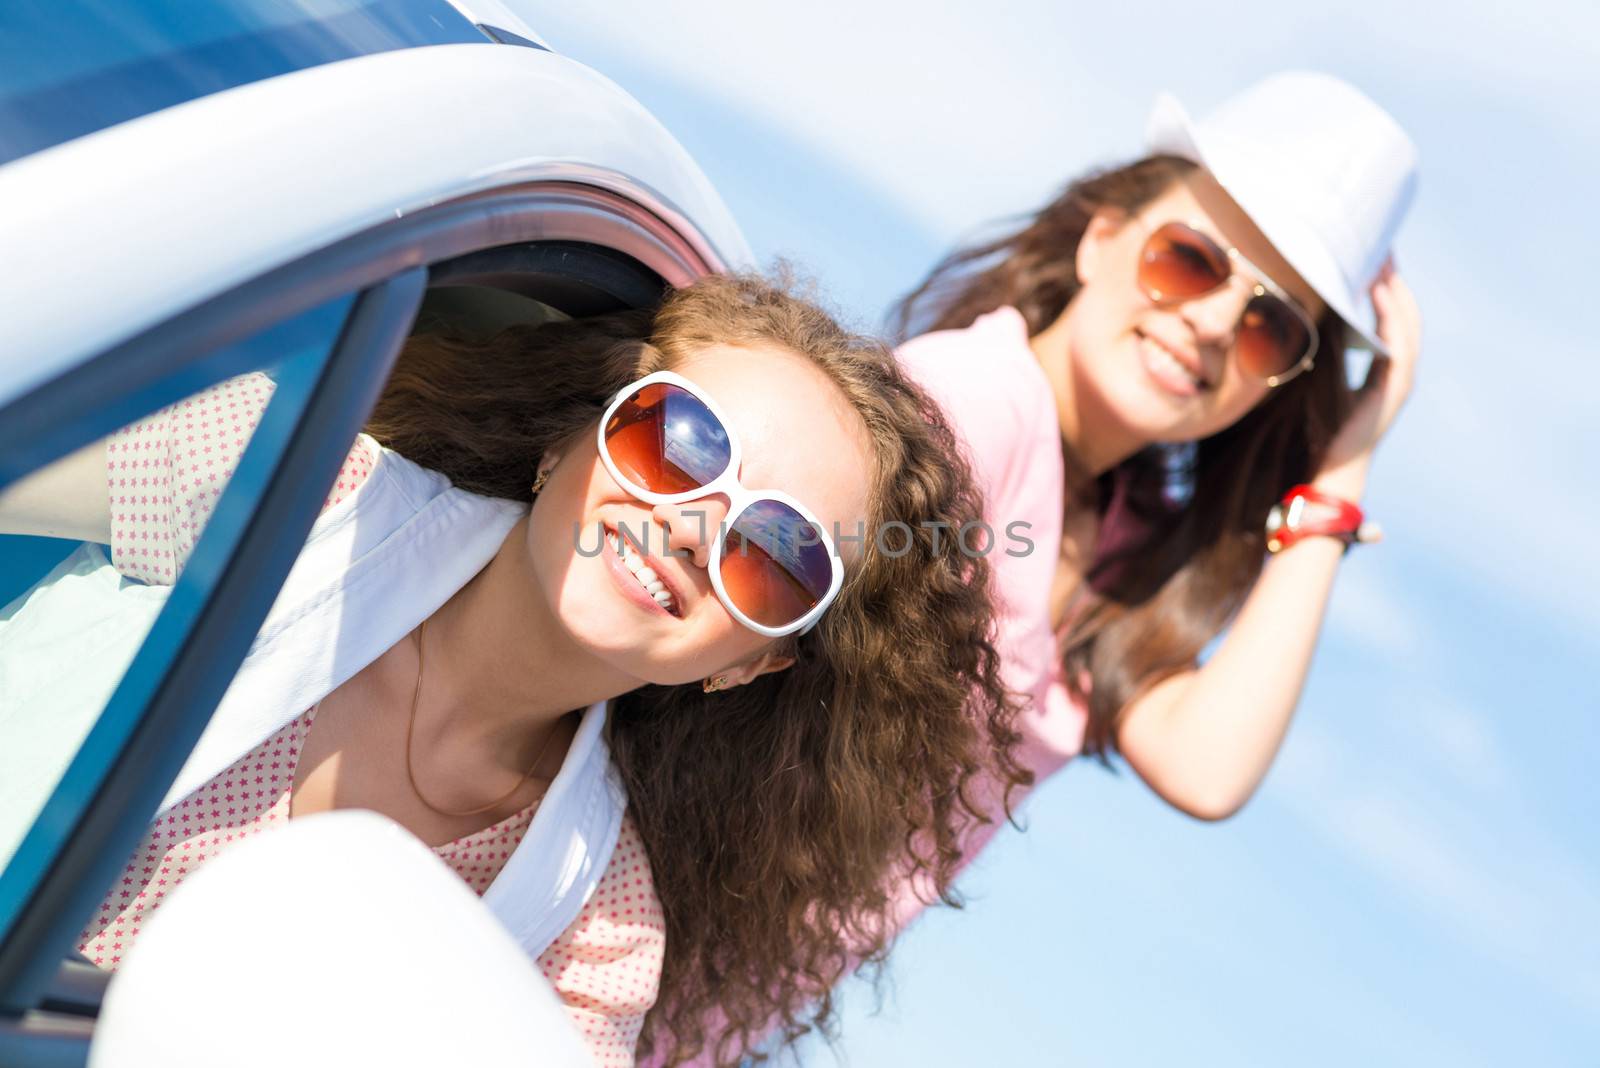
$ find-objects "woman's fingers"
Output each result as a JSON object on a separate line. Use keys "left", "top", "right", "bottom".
{"left": 1373, "top": 265, "right": 1421, "bottom": 370}
{"left": 1322, "top": 265, "right": 1423, "bottom": 474}
{"left": 1369, "top": 264, "right": 1420, "bottom": 418}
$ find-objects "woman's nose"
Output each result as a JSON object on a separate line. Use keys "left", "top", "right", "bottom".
{"left": 654, "top": 496, "right": 730, "bottom": 571}
{"left": 1181, "top": 278, "right": 1254, "bottom": 349}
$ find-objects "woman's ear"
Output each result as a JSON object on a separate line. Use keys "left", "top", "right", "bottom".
{"left": 1076, "top": 207, "right": 1128, "bottom": 288}
{"left": 533, "top": 448, "right": 562, "bottom": 493}
{"left": 715, "top": 649, "right": 796, "bottom": 690}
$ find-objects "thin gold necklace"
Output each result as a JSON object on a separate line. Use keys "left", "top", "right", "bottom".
{"left": 404, "top": 619, "right": 557, "bottom": 819}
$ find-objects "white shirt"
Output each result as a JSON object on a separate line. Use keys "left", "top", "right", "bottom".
{"left": 0, "top": 441, "right": 626, "bottom": 959}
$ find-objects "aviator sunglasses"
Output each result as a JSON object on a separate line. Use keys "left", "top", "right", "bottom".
{"left": 596, "top": 370, "right": 846, "bottom": 638}
{"left": 1136, "top": 219, "right": 1320, "bottom": 386}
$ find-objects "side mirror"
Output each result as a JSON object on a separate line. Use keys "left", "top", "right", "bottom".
{"left": 90, "top": 810, "right": 591, "bottom": 1067}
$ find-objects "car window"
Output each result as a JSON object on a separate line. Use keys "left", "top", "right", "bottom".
{"left": 0, "top": 293, "right": 354, "bottom": 913}
{"left": 0, "top": 0, "right": 487, "bottom": 167}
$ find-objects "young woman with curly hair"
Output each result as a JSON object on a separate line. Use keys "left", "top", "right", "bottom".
{"left": 5, "top": 273, "right": 1023, "bottom": 1066}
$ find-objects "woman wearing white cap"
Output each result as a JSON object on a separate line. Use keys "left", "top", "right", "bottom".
{"left": 892, "top": 69, "right": 1422, "bottom": 831}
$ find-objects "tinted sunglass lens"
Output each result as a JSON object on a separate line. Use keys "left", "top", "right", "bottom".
{"left": 1139, "top": 223, "right": 1230, "bottom": 301}
{"left": 604, "top": 383, "right": 732, "bottom": 494}
{"left": 720, "top": 500, "right": 834, "bottom": 629}
{"left": 1236, "top": 295, "right": 1312, "bottom": 379}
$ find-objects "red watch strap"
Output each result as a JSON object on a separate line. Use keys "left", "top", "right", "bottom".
{"left": 1267, "top": 484, "right": 1367, "bottom": 553}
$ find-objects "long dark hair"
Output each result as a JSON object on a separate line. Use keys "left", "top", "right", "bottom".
{"left": 366, "top": 273, "right": 1027, "bottom": 1064}
{"left": 894, "top": 156, "right": 1354, "bottom": 757}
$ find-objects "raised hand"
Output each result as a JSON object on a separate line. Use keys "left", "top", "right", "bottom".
{"left": 1315, "top": 261, "right": 1421, "bottom": 495}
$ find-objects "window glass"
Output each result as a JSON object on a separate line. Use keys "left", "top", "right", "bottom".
{"left": 0, "top": 0, "right": 486, "bottom": 166}
{"left": 0, "top": 296, "right": 352, "bottom": 880}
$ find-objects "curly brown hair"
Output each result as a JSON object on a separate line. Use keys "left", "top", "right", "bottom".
{"left": 895, "top": 156, "right": 1354, "bottom": 758}
{"left": 366, "top": 272, "right": 1028, "bottom": 1065}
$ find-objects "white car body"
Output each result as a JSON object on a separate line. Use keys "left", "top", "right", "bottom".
{"left": 0, "top": 19, "right": 751, "bottom": 403}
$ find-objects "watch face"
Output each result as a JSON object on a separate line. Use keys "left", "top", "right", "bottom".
{"left": 1265, "top": 503, "right": 1289, "bottom": 554}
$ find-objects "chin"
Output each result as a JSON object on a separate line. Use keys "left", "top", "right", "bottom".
{"left": 1083, "top": 369, "right": 1195, "bottom": 445}
{"left": 558, "top": 574, "right": 704, "bottom": 681}
{"left": 541, "top": 561, "right": 623, "bottom": 636}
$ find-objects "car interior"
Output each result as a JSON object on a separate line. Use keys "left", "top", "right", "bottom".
{"left": 417, "top": 240, "right": 667, "bottom": 338}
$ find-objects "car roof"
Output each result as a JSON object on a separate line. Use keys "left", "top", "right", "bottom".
{"left": 0, "top": 43, "right": 752, "bottom": 406}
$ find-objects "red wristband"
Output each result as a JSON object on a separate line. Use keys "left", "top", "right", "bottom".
{"left": 1265, "top": 484, "right": 1375, "bottom": 553}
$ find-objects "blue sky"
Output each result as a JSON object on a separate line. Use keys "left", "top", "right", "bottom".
{"left": 522, "top": 1, "right": 1600, "bottom": 1064}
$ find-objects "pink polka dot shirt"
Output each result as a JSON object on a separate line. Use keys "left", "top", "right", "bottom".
{"left": 82, "top": 373, "right": 665, "bottom": 1065}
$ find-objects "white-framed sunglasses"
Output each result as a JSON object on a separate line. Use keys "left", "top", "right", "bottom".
{"left": 595, "top": 369, "right": 846, "bottom": 638}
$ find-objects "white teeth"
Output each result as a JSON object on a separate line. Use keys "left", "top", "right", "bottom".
{"left": 609, "top": 527, "right": 676, "bottom": 614}
{"left": 1143, "top": 337, "right": 1202, "bottom": 387}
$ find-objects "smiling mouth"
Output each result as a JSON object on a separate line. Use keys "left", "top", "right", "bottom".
{"left": 1137, "top": 329, "right": 1210, "bottom": 392}
{"left": 605, "top": 525, "right": 683, "bottom": 617}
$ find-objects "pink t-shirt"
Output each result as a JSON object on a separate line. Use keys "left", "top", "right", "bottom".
{"left": 896, "top": 306, "right": 1087, "bottom": 782}
{"left": 89, "top": 373, "right": 663, "bottom": 1066}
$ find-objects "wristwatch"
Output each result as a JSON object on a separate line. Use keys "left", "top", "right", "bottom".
{"left": 1265, "top": 484, "right": 1382, "bottom": 554}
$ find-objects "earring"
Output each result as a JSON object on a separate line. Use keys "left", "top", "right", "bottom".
{"left": 702, "top": 675, "right": 729, "bottom": 693}
{"left": 532, "top": 469, "right": 551, "bottom": 494}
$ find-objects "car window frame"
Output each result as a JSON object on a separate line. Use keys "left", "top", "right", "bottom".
{"left": 0, "top": 180, "right": 714, "bottom": 493}
{"left": 0, "top": 272, "right": 425, "bottom": 1018}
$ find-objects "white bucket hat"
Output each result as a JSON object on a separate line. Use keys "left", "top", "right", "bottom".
{"left": 1145, "top": 71, "right": 1418, "bottom": 355}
